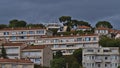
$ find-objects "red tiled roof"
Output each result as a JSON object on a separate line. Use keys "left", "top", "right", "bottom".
{"left": 77, "top": 26, "right": 91, "bottom": 29}
{"left": 0, "top": 58, "right": 33, "bottom": 63}
{"left": 22, "top": 45, "right": 45, "bottom": 50}
{"left": 109, "top": 29, "right": 120, "bottom": 33}
{"left": 1, "top": 43, "right": 25, "bottom": 46}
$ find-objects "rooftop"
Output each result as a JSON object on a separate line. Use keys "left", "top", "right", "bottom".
{"left": 22, "top": 45, "right": 45, "bottom": 50}
{"left": 1, "top": 43, "right": 25, "bottom": 46}
{"left": 0, "top": 58, "right": 33, "bottom": 63}
{"left": 77, "top": 26, "right": 91, "bottom": 29}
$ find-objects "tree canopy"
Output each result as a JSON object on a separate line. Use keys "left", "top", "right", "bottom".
{"left": 73, "top": 48, "right": 82, "bottom": 65}
{"left": 50, "top": 58, "right": 66, "bottom": 68}
{"left": 54, "top": 50, "right": 63, "bottom": 59}
{"left": 118, "top": 66, "right": 120, "bottom": 68}
{"left": 9, "top": 19, "right": 27, "bottom": 27}
{"left": 95, "top": 21, "right": 113, "bottom": 28}
{"left": 0, "top": 24, "right": 8, "bottom": 29}
{"left": 99, "top": 35, "right": 120, "bottom": 47}
{"left": 59, "top": 16, "right": 71, "bottom": 23}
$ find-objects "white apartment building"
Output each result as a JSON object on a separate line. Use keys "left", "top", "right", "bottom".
{"left": 0, "top": 28, "right": 53, "bottom": 44}
{"left": 0, "top": 43, "right": 27, "bottom": 59}
{"left": 21, "top": 45, "right": 53, "bottom": 67}
{"left": 95, "top": 27, "right": 109, "bottom": 35}
{"left": 46, "top": 23, "right": 62, "bottom": 30}
{"left": 82, "top": 47, "right": 120, "bottom": 68}
{"left": 34, "top": 34, "right": 99, "bottom": 55}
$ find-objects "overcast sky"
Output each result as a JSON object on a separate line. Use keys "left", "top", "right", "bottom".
{"left": 0, "top": 0, "right": 120, "bottom": 29}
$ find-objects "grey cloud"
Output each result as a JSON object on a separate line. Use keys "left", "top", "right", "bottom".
{"left": 0, "top": 0, "right": 120, "bottom": 29}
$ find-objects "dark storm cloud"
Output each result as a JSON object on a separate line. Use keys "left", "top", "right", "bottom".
{"left": 0, "top": 0, "right": 120, "bottom": 29}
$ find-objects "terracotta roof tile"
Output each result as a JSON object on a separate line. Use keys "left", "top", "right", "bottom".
{"left": 0, "top": 58, "right": 33, "bottom": 63}
{"left": 77, "top": 26, "right": 91, "bottom": 29}
{"left": 1, "top": 43, "right": 25, "bottom": 46}
{"left": 22, "top": 45, "right": 45, "bottom": 50}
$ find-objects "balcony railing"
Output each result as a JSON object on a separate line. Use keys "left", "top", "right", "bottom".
{"left": 95, "top": 59, "right": 102, "bottom": 63}
{"left": 34, "top": 40, "right": 98, "bottom": 45}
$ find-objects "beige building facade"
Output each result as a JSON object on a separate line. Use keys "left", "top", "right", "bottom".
{"left": 34, "top": 34, "right": 99, "bottom": 55}
{"left": 22, "top": 45, "right": 53, "bottom": 67}
{"left": 0, "top": 28, "right": 52, "bottom": 44}
{"left": 82, "top": 47, "right": 120, "bottom": 68}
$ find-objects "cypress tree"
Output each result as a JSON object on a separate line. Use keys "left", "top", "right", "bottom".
{"left": 1, "top": 44, "right": 7, "bottom": 58}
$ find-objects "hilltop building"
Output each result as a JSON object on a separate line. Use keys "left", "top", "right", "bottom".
{"left": 0, "top": 27, "right": 53, "bottom": 44}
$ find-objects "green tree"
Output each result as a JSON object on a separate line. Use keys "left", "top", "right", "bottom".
{"left": 9, "top": 19, "right": 27, "bottom": 27}
{"left": 49, "top": 29, "right": 58, "bottom": 36}
{"left": 73, "top": 48, "right": 82, "bottom": 65}
{"left": 50, "top": 58, "right": 66, "bottom": 68}
{"left": 118, "top": 66, "right": 120, "bottom": 68}
{"left": 0, "top": 44, "right": 7, "bottom": 58}
{"left": 59, "top": 16, "right": 71, "bottom": 23}
{"left": 71, "top": 61, "right": 79, "bottom": 68}
{"left": 99, "top": 36, "right": 120, "bottom": 47}
{"left": 27, "top": 24, "right": 45, "bottom": 28}
{"left": 0, "top": 24, "right": 8, "bottom": 29}
{"left": 95, "top": 21, "right": 113, "bottom": 28}
{"left": 54, "top": 50, "right": 63, "bottom": 59}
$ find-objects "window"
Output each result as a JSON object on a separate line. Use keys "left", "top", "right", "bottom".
{"left": 87, "top": 49, "right": 93, "bottom": 52}
{"left": 92, "top": 56, "right": 94, "bottom": 59}
{"left": 19, "top": 36, "right": 27, "bottom": 39}
{"left": 36, "top": 30, "right": 44, "bottom": 34}
{"left": 105, "top": 57, "right": 108, "bottom": 60}
{"left": 85, "top": 37, "right": 91, "bottom": 41}
{"left": 105, "top": 64, "right": 107, "bottom": 67}
{"left": 98, "top": 64, "right": 100, "bottom": 67}
{"left": 12, "top": 32, "right": 16, "bottom": 35}
{"left": 11, "top": 36, "right": 16, "bottom": 40}
{"left": 98, "top": 50, "right": 100, "bottom": 52}
{"left": 93, "top": 37, "right": 96, "bottom": 41}
{"left": 4, "top": 32, "right": 9, "bottom": 35}
{"left": 77, "top": 38, "right": 82, "bottom": 41}
{"left": 1, "top": 64, "right": 5, "bottom": 68}
{"left": 103, "top": 49, "right": 110, "bottom": 52}
{"left": 12, "top": 64, "right": 17, "bottom": 68}
{"left": 20, "top": 31, "right": 27, "bottom": 34}
{"left": 35, "top": 58, "right": 41, "bottom": 64}
{"left": 29, "top": 31, "right": 34, "bottom": 34}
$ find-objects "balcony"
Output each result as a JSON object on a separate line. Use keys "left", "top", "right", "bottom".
{"left": 95, "top": 59, "right": 102, "bottom": 63}
{"left": 105, "top": 59, "right": 111, "bottom": 63}
{"left": 34, "top": 40, "right": 98, "bottom": 45}
{"left": 9, "top": 38, "right": 35, "bottom": 41}
{"left": 22, "top": 55, "right": 41, "bottom": 58}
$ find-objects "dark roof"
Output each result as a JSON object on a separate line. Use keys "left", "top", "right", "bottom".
{"left": 22, "top": 45, "right": 45, "bottom": 50}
